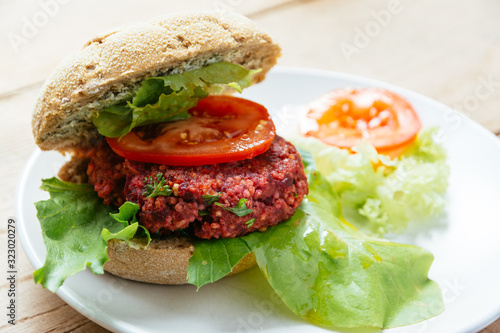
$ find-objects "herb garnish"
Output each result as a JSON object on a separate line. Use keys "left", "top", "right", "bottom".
{"left": 198, "top": 210, "right": 210, "bottom": 216}
{"left": 202, "top": 194, "right": 221, "bottom": 205}
{"left": 245, "top": 218, "right": 256, "bottom": 228}
{"left": 143, "top": 172, "right": 172, "bottom": 198}
{"left": 214, "top": 198, "right": 253, "bottom": 217}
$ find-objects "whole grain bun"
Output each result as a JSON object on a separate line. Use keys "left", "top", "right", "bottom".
{"left": 32, "top": 11, "right": 281, "bottom": 152}
{"left": 104, "top": 238, "right": 256, "bottom": 284}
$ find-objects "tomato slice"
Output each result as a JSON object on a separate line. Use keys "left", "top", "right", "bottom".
{"left": 300, "top": 88, "right": 422, "bottom": 155}
{"left": 106, "top": 95, "right": 276, "bottom": 166}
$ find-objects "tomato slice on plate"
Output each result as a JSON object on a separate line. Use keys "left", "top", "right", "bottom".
{"left": 300, "top": 88, "right": 422, "bottom": 156}
{"left": 106, "top": 95, "right": 276, "bottom": 166}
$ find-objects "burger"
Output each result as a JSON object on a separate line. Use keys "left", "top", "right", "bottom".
{"left": 28, "top": 12, "right": 447, "bottom": 330}
{"left": 32, "top": 11, "right": 308, "bottom": 288}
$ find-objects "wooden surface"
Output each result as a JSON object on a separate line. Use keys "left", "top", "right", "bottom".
{"left": 1, "top": 0, "right": 499, "bottom": 332}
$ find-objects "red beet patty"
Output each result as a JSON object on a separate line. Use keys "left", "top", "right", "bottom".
{"left": 87, "top": 136, "right": 308, "bottom": 239}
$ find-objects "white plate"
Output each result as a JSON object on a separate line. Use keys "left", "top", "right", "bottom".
{"left": 16, "top": 67, "right": 500, "bottom": 333}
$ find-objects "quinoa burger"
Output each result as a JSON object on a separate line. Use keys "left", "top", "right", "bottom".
{"left": 32, "top": 12, "right": 308, "bottom": 288}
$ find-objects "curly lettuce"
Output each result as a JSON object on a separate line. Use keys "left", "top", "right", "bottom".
{"left": 291, "top": 128, "right": 449, "bottom": 235}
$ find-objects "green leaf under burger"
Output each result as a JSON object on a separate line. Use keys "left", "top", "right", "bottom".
{"left": 244, "top": 170, "right": 443, "bottom": 329}
{"left": 33, "top": 178, "right": 146, "bottom": 292}
{"left": 187, "top": 170, "right": 444, "bottom": 329}
{"left": 187, "top": 238, "right": 252, "bottom": 289}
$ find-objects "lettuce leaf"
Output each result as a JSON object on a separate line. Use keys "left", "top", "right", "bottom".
{"left": 187, "top": 170, "right": 443, "bottom": 328}
{"left": 34, "top": 128, "right": 447, "bottom": 328}
{"left": 93, "top": 62, "right": 258, "bottom": 138}
{"left": 186, "top": 130, "right": 447, "bottom": 327}
{"left": 33, "top": 178, "right": 142, "bottom": 292}
{"left": 246, "top": 170, "right": 443, "bottom": 328}
{"left": 102, "top": 201, "right": 151, "bottom": 246}
{"left": 187, "top": 238, "right": 251, "bottom": 289}
{"left": 291, "top": 128, "right": 449, "bottom": 235}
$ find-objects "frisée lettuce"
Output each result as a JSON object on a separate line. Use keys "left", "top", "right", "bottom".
{"left": 291, "top": 128, "right": 449, "bottom": 235}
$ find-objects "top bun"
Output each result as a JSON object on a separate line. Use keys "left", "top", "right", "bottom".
{"left": 32, "top": 11, "right": 281, "bottom": 152}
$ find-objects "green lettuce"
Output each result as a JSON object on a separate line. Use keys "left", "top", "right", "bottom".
{"left": 187, "top": 238, "right": 251, "bottom": 289}
{"left": 33, "top": 128, "right": 448, "bottom": 328}
{"left": 93, "top": 62, "right": 258, "bottom": 138}
{"left": 33, "top": 178, "right": 142, "bottom": 292}
{"left": 102, "top": 201, "right": 151, "bottom": 246}
{"left": 187, "top": 170, "right": 443, "bottom": 328}
{"left": 291, "top": 128, "right": 449, "bottom": 235}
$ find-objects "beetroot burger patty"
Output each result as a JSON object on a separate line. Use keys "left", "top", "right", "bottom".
{"left": 87, "top": 136, "right": 308, "bottom": 239}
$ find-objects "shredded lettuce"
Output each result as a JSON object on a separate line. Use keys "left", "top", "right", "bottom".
{"left": 187, "top": 169, "right": 444, "bottom": 328}
{"left": 34, "top": 178, "right": 144, "bottom": 292}
{"left": 93, "top": 62, "right": 258, "bottom": 138}
{"left": 291, "top": 128, "right": 449, "bottom": 235}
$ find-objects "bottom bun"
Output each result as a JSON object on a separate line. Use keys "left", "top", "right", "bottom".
{"left": 104, "top": 237, "right": 256, "bottom": 284}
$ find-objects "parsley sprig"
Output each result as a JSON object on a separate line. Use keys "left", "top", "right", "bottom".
{"left": 215, "top": 198, "right": 253, "bottom": 217}
{"left": 202, "top": 194, "right": 221, "bottom": 205}
{"left": 245, "top": 218, "right": 256, "bottom": 228}
{"left": 143, "top": 172, "right": 172, "bottom": 198}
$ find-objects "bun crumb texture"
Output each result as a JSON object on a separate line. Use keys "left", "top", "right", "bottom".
{"left": 32, "top": 11, "right": 281, "bottom": 152}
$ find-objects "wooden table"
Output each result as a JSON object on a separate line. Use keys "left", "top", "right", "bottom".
{"left": 1, "top": 0, "right": 499, "bottom": 332}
